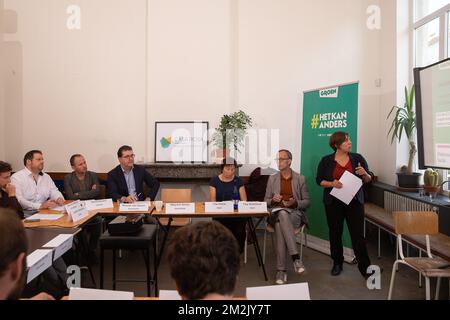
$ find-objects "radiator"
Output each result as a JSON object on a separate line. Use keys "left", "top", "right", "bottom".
{"left": 384, "top": 191, "right": 435, "bottom": 213}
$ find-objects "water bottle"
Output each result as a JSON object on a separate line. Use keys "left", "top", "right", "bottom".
{"left": 232, "top": 185, "right": 239, "bottom": 210}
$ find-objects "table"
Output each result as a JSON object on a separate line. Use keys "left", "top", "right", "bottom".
{"left": 152, "top": 202, "right": 269, "bottom": 281}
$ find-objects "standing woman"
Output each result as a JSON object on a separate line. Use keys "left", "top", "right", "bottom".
{"left": 210, "top": 157, "right": 247, "bottom": 254}
{"left": 316, "top": 132, "right": 373, "bottom": 278}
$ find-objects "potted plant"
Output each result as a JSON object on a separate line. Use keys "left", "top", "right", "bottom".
{"left": 423, "top": 168, "right": 441, "bottom": 195}
{"left": 212, "top": 110, "right": 253, "bottom": 159}
{"left": 387, "top": 85, "right": 422, "bottom": 188}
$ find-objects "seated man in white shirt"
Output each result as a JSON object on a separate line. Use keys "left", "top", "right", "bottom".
{"left": 11, "top": 150, "right": 68, "bottom": 298}
{"left": 11, "top": 150, "right": 65, "bottom": 213}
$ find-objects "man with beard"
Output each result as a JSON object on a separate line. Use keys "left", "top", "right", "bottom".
{"left": 0, "top": 209, "right": 54, "bottom": 300}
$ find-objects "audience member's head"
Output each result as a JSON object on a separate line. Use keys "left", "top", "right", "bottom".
{"left": 167, "top": 221, "right": 240, "bottom": 300}
{"left": 23, "top": 150, "right": 44, "bottom": 173}
{"left": 69, "top": 154, "right": 87, "bottom": 174}
{"left": 0, "top": 161, "right": 13, "bottom": 189}
{"left": 0, "top": 209, "right": 28, "bottom": 300}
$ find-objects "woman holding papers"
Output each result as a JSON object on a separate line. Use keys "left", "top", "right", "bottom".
{"left": 316, "top": 132, "right": 373, "bottom": 278}
{"left": 209, "top": 157, "right": 247, "bottom": 254}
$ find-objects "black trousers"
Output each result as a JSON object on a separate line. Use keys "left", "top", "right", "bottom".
{"left": 325, "top": 199, "right": 371, "bottom": 276}
{"left": 214, "top": 218, "right": 247, "bottom": 254}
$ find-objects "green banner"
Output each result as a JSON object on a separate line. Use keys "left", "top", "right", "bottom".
{"left": 300, "top": 82, "right": 359, "bottom": 253}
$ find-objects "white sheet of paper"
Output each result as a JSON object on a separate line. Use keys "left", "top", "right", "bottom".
{"left": 158, "top": 290, "right": 182, "bottom": 300}
{"left": 204, "top": 201, "right": 234, "bottom": 213}
{"left": 119, "top": 203, "right": 150, "bottom": 212}
{"left": 68, "top": 287, "right": 134, "bottom": 300}
{"left": 65, "top": 200, "right": 89, "bottom": 222}
{"left": 26, "top": 249, "right": 53, "bottom": 283}
{"left": 84, "top": 199, "right": 114, "bottom": 211}
{"left": 43, "top": 234, "right": 74, "bottom": 261}
{"left": 27, "top": 213, "right": 64, "bottom": 221}
{"left": 246, "top": 283, "right": 310, "bottom": 300}
{"left": 238, "top": 201, "right": 268, "bottom": 213}
{"left": 329, "top": 170, "right": 363, "bottom": 205}
{"left": 51, "top": 205, "right": 66, "bottom": 212}
{"left": 165, "top": 203, "right": 195, "bottom": 214}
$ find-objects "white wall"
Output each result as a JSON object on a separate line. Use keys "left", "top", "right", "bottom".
{"left": 3, "top": 0, "right": 147, "bottom": 172}
{"left": 1, "top": 0, "right": 406, "bottom": 184}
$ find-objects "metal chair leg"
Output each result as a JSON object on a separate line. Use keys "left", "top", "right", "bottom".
{"left": 100, "top": 249, "right": 104, "bottom": 289}
{"left": 425, "top": 277, "right": 431, "bottom": 300}
{"left": 388, "top": 261, "right": 399, "bottom": 300}
{"left": 262, "top": 229, "right": 267, "bottom": 265}
{"left": 112, "top": 250, "right": 116, "bottom": 290}
{"left": 144, "top": 249, "right": 151, "bottom": 297}
{"left": 435, "top": 277, "right": 442, "bottom": 300}
{"left": 244, "top": 234, "right": 248, "bottom": 264}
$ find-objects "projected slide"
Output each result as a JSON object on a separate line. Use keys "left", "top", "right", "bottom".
{"left": 416, "top": 59, "right": 450, "bottom": 169}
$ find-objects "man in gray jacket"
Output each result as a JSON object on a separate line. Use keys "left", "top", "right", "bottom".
{"left": 264, "top": 150, "right": 310, "bottom": 285}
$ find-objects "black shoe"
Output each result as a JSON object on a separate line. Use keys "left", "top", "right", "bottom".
{"left": 331, "top": 264, "right": 343, "bottom": 276}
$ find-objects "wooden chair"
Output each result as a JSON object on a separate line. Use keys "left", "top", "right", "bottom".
{"left": 388, "top": 211, "right": 450, "bottom": 300}
{"left": 159, "top": 189, "right": 192, "bottom": 227}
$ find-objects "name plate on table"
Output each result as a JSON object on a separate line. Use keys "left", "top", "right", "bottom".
{"left": 119, "top": 203, "right": 149, "bottom": 212}
{"left": 65, "top": 200, "right": 89, "bottom": 223}
{"left": 43, "top": 234, "right": 74, "bottom": 261}
{"left": 27, "top": 249, "right": 53, "bottom": 283}
{"left": 204, "top": 202, "right": 234, "bottom": 213}
{"left": 238, "top": 202, "right": 268, "bottom": 213}
{"left": 165, "top": 203, "right": 195, "bottom": 214}
{"left": 84, "top": 199, "right": 114, "bottom": 211}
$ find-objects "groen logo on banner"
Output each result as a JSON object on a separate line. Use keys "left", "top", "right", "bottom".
{"left": 320, "top": 87, "right": 339, "bottom": 98}
{"left": 311, "top": 112, "right": 348, "bottom": 129}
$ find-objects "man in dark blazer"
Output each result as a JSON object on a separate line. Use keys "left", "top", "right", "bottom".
{"left": 107, "top": 145, "right": 160, "bottom": 202}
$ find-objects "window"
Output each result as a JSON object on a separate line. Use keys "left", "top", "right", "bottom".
{"left": 448, "top": 12, "right": 450, "bottom": 56}
{"left": 415, "top": 18, "right": 440, "bottom": 67}
{"left": 413, "top": 2, "right": 450, "bottom": 193}
{"left": 415, "top": 0, "right": 450, "bottom": 21}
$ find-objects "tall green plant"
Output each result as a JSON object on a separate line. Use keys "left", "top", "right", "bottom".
{"left": 387, "top": 85, "right": 417, "bottom": 175}
{"left": 212, "top": 110, "right": 253, "bottom": 154}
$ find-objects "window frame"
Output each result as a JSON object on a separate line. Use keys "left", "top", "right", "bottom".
{"left": 413, "top": 3, "right": 450, "bottom": 192}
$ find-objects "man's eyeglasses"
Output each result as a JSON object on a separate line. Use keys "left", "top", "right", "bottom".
{"left": 122, "top": 154, "right": 135, "bottom": 159}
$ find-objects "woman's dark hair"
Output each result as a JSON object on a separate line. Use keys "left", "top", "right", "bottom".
{"left": 329, "top": 132, "right": 349, "bottom": 152}
{"left": 221, "top": 157, "right": 238, "bottom": 171}
{"left": 167, "top": 221, "right": 240, "bottom": 300}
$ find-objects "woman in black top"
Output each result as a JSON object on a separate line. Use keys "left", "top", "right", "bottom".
{"left": 209, "top": 157, "right": 247, "bottom": 253}
{"left": 316, "top": 132, "right": 373, "bottom": 278}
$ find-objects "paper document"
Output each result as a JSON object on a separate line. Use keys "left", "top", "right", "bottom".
{"left": 68, "top": 288, "right": 134, "bottom": 300}
{"left": 158, "top": 290, "right": 182, "bottom": 300}
{"left": 51, "top": 205, "right": 66, "bottom": 212}
{"left": 329, "top": 170, "right": 362, "bottom": 205}
{"left": 246, "top": 283, "right": 310, "bottom": 300}
{"left": 27, "top": 213, "right": 64, "bottom": 221}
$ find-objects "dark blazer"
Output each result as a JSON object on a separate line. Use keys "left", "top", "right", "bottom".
{"left": 316, "top": 152, "right": 373, "bottom": 205}
{"left": 107, "top": 164, "right": 160, "bottom": 201}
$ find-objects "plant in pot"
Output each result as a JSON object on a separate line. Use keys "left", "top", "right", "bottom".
{"left": 387, "top": 85, "right": 422, "bottom": 189}
{"left": 212, "top": 110, "right": 253, "bottom": 160}
{"left": 423, "top": 168, "right": 441, "bottom": 195}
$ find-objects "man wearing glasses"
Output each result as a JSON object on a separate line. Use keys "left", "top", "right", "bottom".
{"left": 264, "top": 150, "right": 310, "bottom": 285}
{"left": 107, "top": 145, "right": 160, "bottom": 203}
